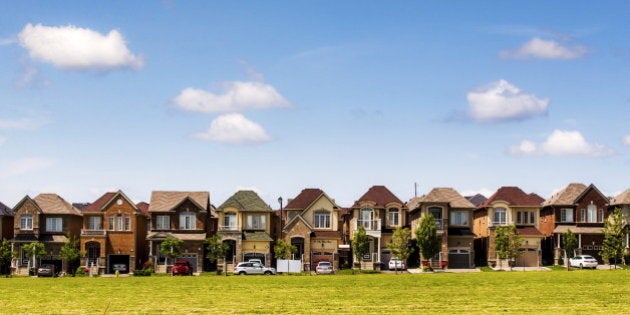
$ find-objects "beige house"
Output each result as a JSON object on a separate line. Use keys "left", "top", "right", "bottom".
{"left": 216, "top": 190, "right": 274, "bottom": 269}
{"left": 610, "top": 189, "right": 630, "bottom": 255}
{"left": 281, "top": 188, "right": 345, "bottom": 270}
{"left": 408, "top": 188, "right": 476, "bottom": 269}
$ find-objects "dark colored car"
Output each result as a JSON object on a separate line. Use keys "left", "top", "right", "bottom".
{"left": 172, "top": 260, "right": 193, "bottom": 276}
{"left": 37, "top": 264, "right": 55, "bottom": 277}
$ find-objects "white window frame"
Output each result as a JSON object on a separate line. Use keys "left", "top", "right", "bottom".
{"left": 156, "top": 215, "right": 170, "bottom": 230}
{"left": 587, "top": 205, "right": 597, "bottom": 223}
{"left": 493, "top": 208, "right": 507, "bottom": 225}
{"left": 46, "top": 217, "right": 63, "bottom": 232}
{"left": 20, "top": 214, "right": 33, "bottom": 230}
{"left": 179, "top": 212, "right": 196, "bottom": 230}
{"left": 224, "top": 212, "right": 237, "bottom": 229}
{"left": 88, "top": 216, "right": 102, "bottom": 230}
{"left": 314, "top": 210, "right": 331, "bottom": 229}
{"left": 387, "top": 208, "right": 400, "bottom": 227}
{"left": 560, "top": 208, "right": 574, "bottom": 223}
{"left": 246, "top": 214, "right": 266, "bottom": 230}
{"left": 450, "top": 211, "right": 469, "bottom": 226}
{"left": 123, "top": 215, "right": 131, "bottom": 231}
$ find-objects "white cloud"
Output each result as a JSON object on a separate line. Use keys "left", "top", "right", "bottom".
{"left": 0, "top": 115, "right": 50, "bottom": 130}
{"left": 623, "top": 135, "right": 630, "bottom": 146}
{"left": 14, "top": 65, "right": 52, "bottom": 89}
{"left": 0, "top": 157, "right": 54, "bottom": 178}
{"left": 467, "top": 80, "right": 549, "bottom": 122}
{"left": 193, "top": 113, "right": 271, "bottom": 144}
{"left": 18, "top": 23, "right": 143, "bottom": 71}
{"left": 173, "top": 81, "right": 291, "bottom": 113}
{"left": 509, "top": 130, "right": 614, "bottom": 157}
{"left": 500, "top": 37, "right": 587, "bottom": 60}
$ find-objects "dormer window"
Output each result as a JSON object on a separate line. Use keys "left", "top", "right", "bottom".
{"left": 314, "top": 210, "right": 331, "bottom": 229}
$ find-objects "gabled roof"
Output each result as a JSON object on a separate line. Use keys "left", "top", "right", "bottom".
{"left": 0, "top": 201, "right": 13, "bottom": 216}
{"left": 542, "top": 183, "right": 587, "bottom": 206}
{"left": 610, "top": 189, "right": 630, "bottom": 206}
{"left": 33, "top": 194, "right": 82, "bottom": 215}
{"left": 573, "top": 184, "right": 608, "bottom": 205}
{"left": 352, "top": 185, "right": 404, "bottom": 208}
{"left": 148, "top": 191, "right": 209, "bottom": 212}
{"left": 466, "top": 194, "right": 487, "bottom": 207}
{"left": 137, "top": 202, "right": 150, "bottom": 218}
{"left": 284, "top": 188, "right": 325, "bottom": 210}
{"left": 217, "top": 190, "right": 271, "bottom": 212}
{"left": 479, "top": 187, "right": 544, "bottom": 208}
{"left": 283, "top": 214, "right": 313, "bottom": 232}
{"left": 83, "top": 192, "right": 118, "bottom": 213}
{"left": 408, "top": 188, "right": 475, "bottom": 210}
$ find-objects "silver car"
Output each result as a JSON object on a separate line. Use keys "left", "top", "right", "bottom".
{"left": 234, "top": 262, "right": 276, "bottom": 275}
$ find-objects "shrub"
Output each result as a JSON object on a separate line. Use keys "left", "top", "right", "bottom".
{"left": 75, "top": 266, "right": 90, "bottom": 277}
{"left": 133, "top": 267, "right": 153, "bottom": 276}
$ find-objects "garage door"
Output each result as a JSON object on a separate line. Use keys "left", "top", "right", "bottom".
{"left": 448, "top": 250, "right": 472, "bottom": 269}
{"left": 312, "top": 251, "right": 335, "bottom": 269}
{"left": 515, "top": 249, "right": 538, "bottom": 267}
{"left": 178, "top": 254, "right": 198, "bottom": 273}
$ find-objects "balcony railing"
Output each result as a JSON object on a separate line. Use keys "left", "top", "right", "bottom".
{"left": 357, "top": 219, "right": 381, "bottom": 231}
{"left": 81, "top": 229, "right": 107, "bottom": 236}
{"left": 218, "top": 225, "right": 240, "bottom": 232}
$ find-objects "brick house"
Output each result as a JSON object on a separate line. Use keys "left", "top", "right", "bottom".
{"left": 0, "top": 201, "right": 13, "bottom": 241}
{"left": 281, "top": 188, "right": 345, "bottom": 270}
{"left": 11, "top": 194, "right": 82, "bottom": 275}
{"left": 146, "top": 191, "right": 212, "bottom": 274}
{"left": 473, "top": 187, "right": 545, "bottom": 268}
{"left": 540, "top": 183, "right": 610, "bottom": 264}
{"left": 79, "top": 191, "right": 149, "bottom": 274}
{"left": 408, "top": 188, "right": 476, "bottom": 269}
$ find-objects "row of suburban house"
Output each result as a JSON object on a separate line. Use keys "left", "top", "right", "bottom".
{"left": 0, "top": 184, "right": 629, "bottom": 275}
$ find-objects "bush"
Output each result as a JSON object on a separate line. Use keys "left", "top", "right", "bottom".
{"left": 75, "top": 266, "right": 90, "bottom": 277}
{"left": 133, "top": 267, "right": 153, "bottom": 276}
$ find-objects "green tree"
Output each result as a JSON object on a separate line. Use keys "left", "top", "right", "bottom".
{"left": 600, "top": 208, "right": 625, "bottom": 268}
{"left": 415, "top": 214, "right": 440, "bottom": 270}
{"left": 562, "top": 229, "right": 578, "bottom": 260}
{"left": 159, "top": 237, "right": 183, "bottom": 266}
{"left": 205, "top": 234, "right": 229, "bottom": 275}
{"left": 273, "top": 239, "right": 297, "bottom": 260}
{"left": 352, "top": 225, "right": 370, "bottom": 270}
{"left": 387, "top": 227, "right": 412, "bottom": 274}
{"left": 59, "top": 234, "right": 80, "bottom": 274}
{"left": 23, "top": 241, "right": 47, "bottom": 269}
{"left": 495, "top": 225, "right": 523, "bottom": 270}
{"left": 0, "top": 239, "right": 15, "bottom": 275}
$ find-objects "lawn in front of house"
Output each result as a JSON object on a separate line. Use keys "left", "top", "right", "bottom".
{"left": 0, "top": 270, "right": 628, "bottom": 314}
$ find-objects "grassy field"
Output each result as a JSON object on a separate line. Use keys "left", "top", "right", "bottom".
{"left": 0, "top": 270, "right": 628, "bottom": 314}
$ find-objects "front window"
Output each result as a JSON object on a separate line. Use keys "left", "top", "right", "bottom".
{"left": 388, "top": 208, "right": 400, "bottom": 227}
{"left": 124, "top": 215, "right": 131, "bottom": 231}
{"left": 560, "top": 208, "right": 574, "bottom": 222}
{"left": 109, "top": 215, "right": 115, "bottom": 230}
{"left": 46, "top": 217, "right": 62, "bottom": 232}
{"left": 246, "top": 214, "right": 266, "bottom": 229}
{"left": 493, "top": 208, "right": 506, "bottom": 225}
{"left": 20, "top": 214, "right": 33, "bottom": 230}
{"left": 180, "top": 212, "right": 196, "bottom": 230}
{"left": 360, "top": 208, "right": 374, "bottom": 229}
{"left": 516, "top": 211, "right": 535, "bottom": 225}
{"left": 224, "top": 212, "right": 237, "bottom": 229}
{"left": 314, "top": 211, "right": 331, "bottom": 229}
{"left": 429, "top": 207, "right": 443, "bottom": 229}
{"left": 156, "top": 215, "right": 170, "bottom": 230}
{"left": 88, "top": 216, "right": 102, "bottom": 230}
{"left": 450, "top": 211, "right": 469, "bottom": 226}
{"left": 116, "top": 215, "right": 123, "bottom": 231}
{"left": 582, "top": 205, "right": 600, "bottom": 223}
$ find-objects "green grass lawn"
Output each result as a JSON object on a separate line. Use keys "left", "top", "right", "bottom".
{"left": 0, "top": 270, "right": 628, "bottom": 314}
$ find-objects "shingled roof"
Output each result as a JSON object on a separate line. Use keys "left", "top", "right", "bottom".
{"left": 480, "top": 187, "right": 544, "bottom": 207}
{"left": 148, "top": 191, "right": 209, "bottom": 212}
{"left": 284, "top": 188, "right": 325, "bottom": 210}
{"left": 410, "top": 188, "right": 475, "bottom": 209}
{"left": 352, "top": 185, "right": 403, "bottom": 208}
{"left": 466, "top": 194, "right": 487, "bottom": 207}
{"left": 0, "top": 201, "right": 13, "bottom": 216}
{"left": 33, "top": 194, "right": 82, "bottom": 215}
{"left": 83, "top": 192, "right": 118, "bottom": 213}
{"left": 137, "top": 202, "right": 150, "bottom": 218}
{"left": 541, "top": 183, "right": 587, "bottom": 207}
{"left": 610, "top": 189, "right": 630, "bottom": 206}
{"left": 217, "top": 190, "right": 271, "bottom": 212}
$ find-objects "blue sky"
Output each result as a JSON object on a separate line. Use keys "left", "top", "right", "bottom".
{"left": 1, "top": 1, "right": 628, "bottom": 207}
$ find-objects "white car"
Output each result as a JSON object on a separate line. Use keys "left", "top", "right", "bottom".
{"left": 388, "top": 258, "right": 406, "bottom": 270}
{"left": 569, "top": 255, "right": 598, "bottom": 269}
{"left": 234, "top": 262, "right": 276, "bottom": 275}
{"left": 315, "top": 261, "right": 334, "bottom": 274}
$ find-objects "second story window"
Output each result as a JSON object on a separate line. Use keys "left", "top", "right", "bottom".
{"left": 581, "top": 205, "right": 601, "bottom": 223}
{"left": 46, "top": 217, "right": 63, "bottom": 232}
{"left": 156, "top": 215, "right": 170, "bottom": 230}
{"left": 560, "top": 208, "right": 574, "bottom": 222}
{"left": 180, "top": 212, "right": 196, "bottom": 230}
{"left": 388, "top": 208, "right": 400, "bottom": 227}
{"left": 224, "top": 212, "right": 237, "bottom": 229}
{"left": 493, "top": 208, "right": 507, "bottom": 225}
{"left": 246, "top": 214, "right": 266, "bottom": 229}
{"left": 360, "top": 208, "right": 374, "bottom": 229}
{"left": 450, "top": 211, "right": 469, "bottom": 226}
{"left": 314, "top": 211, "right": 331, "bottom": 229}
{"left": 124, "top": 215, "right": 131, "bottom": 231}
{"left": 20, "top": 214, "right": 33, "bottom": 230}
{"left": 516, "top": 211, "right": 535, "bottom": 225}
{"left": 88, "top": 216, "right": 102, "bottom": 230}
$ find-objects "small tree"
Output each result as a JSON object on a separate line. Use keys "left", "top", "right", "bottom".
{"left": 23, "top": 241, "right": 47, "bottom": 269}
{"left": 159, "top": 237, "right": 183, "bottom": 267}
{"left": 205, "top": 235, "right": 228, "bottom": 275}
{"left": 415, "top": 214, "right": 440, "bottom": 271}
{"left": 59, "top": 234, "right": 80, "bottom": 274}
{"left": 0, "top": 239, "right": 15, "bottom": 275}
{"left": 352, "top": 226, "right": 370, "bottom": 270}
{"left": 274, "top": 239, "right": 297, "bottom": 260}
{"left": 600, "top": 208, "right": 625, "bottom": 268}
{"left": 562, "top": 229, "right": 578, "bottom": 261}
{"left": 387, "top": 227, "right": 412, "bottom": 274}
{"left": 495, "top": 225, "right": 523, "bottom": 270}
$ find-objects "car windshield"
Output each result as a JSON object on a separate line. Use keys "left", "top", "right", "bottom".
{"left": 319, "top": 262, "right": 331, "bottom": 266}
{"left": 582, "top": 256, "right": 595, "bottom": 260}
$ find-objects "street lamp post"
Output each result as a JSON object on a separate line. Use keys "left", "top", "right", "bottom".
{"left": 278, "top": 197, "right": 283, "bottom": 240}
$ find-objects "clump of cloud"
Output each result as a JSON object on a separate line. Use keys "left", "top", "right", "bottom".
{"left": 0, "top": 157, "right": 54, "bottom": 178}
{"left": 18, "top": 23, "right": 144, "bottom": 71}
{"left": 623, "top": 135, "right": 630, "bottom": 146}
{"left": 467, "top": 79, "right": 549, "bottom": 122}
{"left": 193, "top": 113, "right": 270, "bottom": 144}
{"left": 500, "top": 37, "right": 587, "bottom": 60}
{"left": 509, "top": 129, "right": 614, "bottom": 157}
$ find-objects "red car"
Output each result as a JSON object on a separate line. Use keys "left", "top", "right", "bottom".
{"left": 172, "top": 260, "right": 193, "bottom": 276}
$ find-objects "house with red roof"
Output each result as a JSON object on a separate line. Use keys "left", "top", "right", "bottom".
{"left": 540, "top": 183, "right": 611, "bottom": 264}
{"left": 79, "top": 190, "right": 150, "bottom": 274}
{"left": 473, "top": 187, "right": 545, "bottom": 268}
{"left": 349, "top": 186, "right": 407, "bottom": 270}
{"left": 281, "top": 188, "right": 346, "bottom": 270}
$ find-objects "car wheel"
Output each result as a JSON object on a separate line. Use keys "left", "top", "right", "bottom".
{"left": 239, "top": 271, "right": 246, "bottom": 276}
{"left": 579, "top": 263, "right": 583, "bottom": 269}
{"left": 264, "top": 271, "right": 272, "bottom": 275}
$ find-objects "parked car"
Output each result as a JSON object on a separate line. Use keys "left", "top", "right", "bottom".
{"left": 172, "top": 260, "right": 193, "bottom": 276}
{"left": 234, "top": 262, "right": 276, "bottom": 275}
{"left": 315, "top": 261, "right": 334, "bottom": 274}
{"left": 388, "top": 258, "right": 406, "bottom": 270}
{"left": 569, "top": 255, "right": 598, "bottom": 269}
{"left": 37, "top": 264, "right": 55, "bottom": 277}
{"left": 248, "top": 259, "right": 262, "bottom": 265}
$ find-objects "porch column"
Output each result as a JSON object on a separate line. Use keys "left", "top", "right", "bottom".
{"left": 626, "top": 232, "right": 629, "bottom": 248}
{"left": 377, "top": 237, "right": 381, "bottom": 262}
{"left": 578, "top": 234, "right": 582, "bottom": 249}
{"left": 149, "top": 240, "right": 153, "bottom": 256}
{"left": 557, "top": 233, "right": 561, "bottom": 248}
